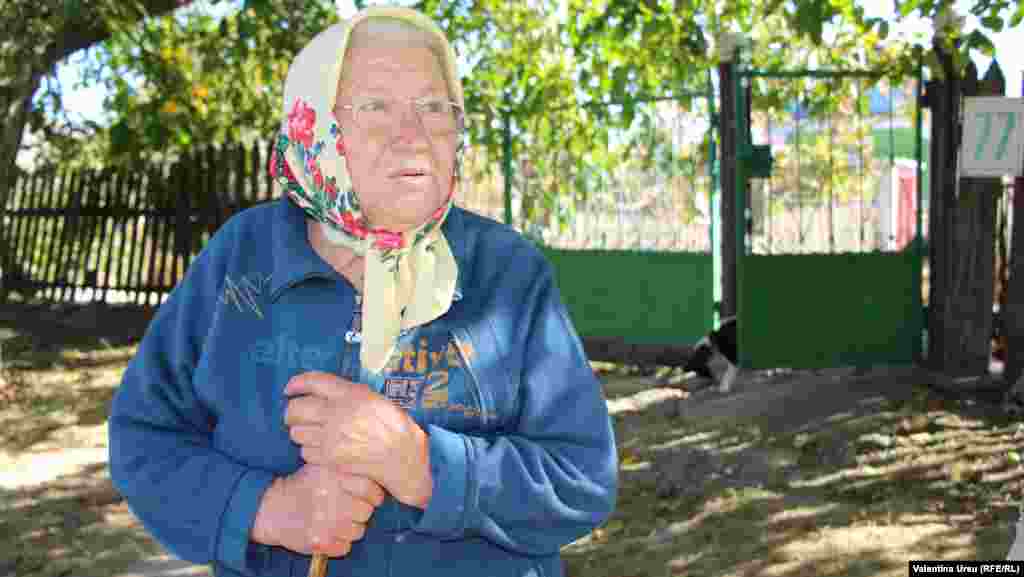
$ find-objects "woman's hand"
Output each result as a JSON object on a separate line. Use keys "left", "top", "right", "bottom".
{"left": 283, "top": 371, "right": 433, "bottom": 508}
{"left": 252, "top": 464, "right": 386, "bottom": 557}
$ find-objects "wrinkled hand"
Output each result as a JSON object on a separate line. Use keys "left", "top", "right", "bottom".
{"left": 284, "top": 371, "right": 432, "bottom": 508}
{"left": 252, "top": 464, "right": 386, "bottom": 557}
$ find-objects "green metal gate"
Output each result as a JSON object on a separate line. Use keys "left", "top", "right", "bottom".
{"left": 458, "top": 91, "right": 719, "bottom": 348}
{"left": 542, "top": 93, "right": 718, "bottom": 347}
{"left": 731, "top": 64, "right": 926, "bottom": 369}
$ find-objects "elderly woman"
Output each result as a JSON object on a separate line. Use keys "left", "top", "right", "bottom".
{"left": 108, "top": 6, "right": 617, "bottom": 577}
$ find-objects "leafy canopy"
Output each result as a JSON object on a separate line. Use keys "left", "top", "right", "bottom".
{"left": 21, "top": 0, "right": 1021, "bottom": 224}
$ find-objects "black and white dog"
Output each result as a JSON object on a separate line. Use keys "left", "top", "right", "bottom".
{"left": 683, "top": 316, "right": 739, "bottom": 393}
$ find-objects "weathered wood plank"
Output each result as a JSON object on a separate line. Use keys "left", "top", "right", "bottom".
{"left": 41, "top": 168, "right": 72, "bottom": 300}
{"left": 124, "top": 166, "right": 146, "bottom": 305}
{"left": 75, "top": 169, "right": 96, "bottom": 296}
{"left": 250, "top": 142, "right": 260, "bottom": 205}
{"left": 100, "top": 168, "right": 125, "bottom": 298}
{"left": 156, "top": 163, "right": 178, "bottom": 291}
{"left": 9, "top": 171, "right": 36, "bottom": 279}
{"left": 205, "top": 146, "right": 222, "bottom": 235}
{"left": 21, "top": 170, "right": 49, "bottom": 281}
{"left": 173, "top": 155, "right": 190, "bottom": 283}
{"left": 54, "top": 170, "right": 85, "bottom": 301}
{"left": 36, "top": 169, "right": 61, "bottom": 293}
{"left": 143, "top": 166, "right": 163, "bottom": 305}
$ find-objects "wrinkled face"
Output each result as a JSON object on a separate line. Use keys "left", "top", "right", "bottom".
{"left": 335, "top": 43, "right": 457, "bottom": 232}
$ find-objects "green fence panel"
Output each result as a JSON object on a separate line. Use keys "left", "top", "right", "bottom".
{"left": 453, "top": 92, "right": 719, "bottom": 354}
{"left": 733, "top": 62, "right": 925, "bottom": 369}
{"left": 542, "top": 248, "right": 713, "bottom": 345}
{"left": 738, "top": 250, "right": 919, "bottom": 369}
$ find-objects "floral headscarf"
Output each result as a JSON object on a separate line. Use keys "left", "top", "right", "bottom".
{"left": 269, "top": 6, "right": 463, "bottom": 374}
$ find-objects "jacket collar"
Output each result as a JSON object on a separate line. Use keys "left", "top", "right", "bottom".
{"left": 267, "top": 197, "right": 467, "bottom": 303}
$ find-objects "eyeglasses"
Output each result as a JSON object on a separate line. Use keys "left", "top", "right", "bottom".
{"left": 334, "top": 97, "right": 465, "bottom": 136}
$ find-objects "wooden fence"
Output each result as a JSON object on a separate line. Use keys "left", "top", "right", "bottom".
{"left": 1, "top": 140, "right": 277, "bottom": 306}
{"left": 0, "top": 137, "right": 515, "bottom": 307}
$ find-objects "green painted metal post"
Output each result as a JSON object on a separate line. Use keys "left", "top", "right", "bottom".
{"left": 502, "top": 108, "right": 513, "bottom": 227}
{"left": 708, "top": 70, "right": 720, "bottom": 331}
{"left": 733, "top": 56, "right": 747, "bottom": 368}
{"left": 913, "top": 50, "right": 925, "bottom": 363}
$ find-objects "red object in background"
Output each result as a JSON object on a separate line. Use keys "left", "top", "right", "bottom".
{"left": 896, "top": 165, "right": 917, "bottom": 250}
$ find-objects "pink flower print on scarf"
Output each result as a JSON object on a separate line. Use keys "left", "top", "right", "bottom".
{"left": 307, "top": 156, "right": 325, "bottom": 191}
{"left": 372, "top": 230, "right": 405, "bottom": 250}
{"left": 430, "top": 201, "right": 448, "bottom": 221}
{"left": 324, "top": 178, "right": 339, "bottom": 201}
{"left": 341, "top": 212, "right": 369, "bottom": 239}
{"left": 287, "top": 98, "right": 316, "bottom": 149}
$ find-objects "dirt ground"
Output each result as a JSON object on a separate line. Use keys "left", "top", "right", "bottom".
{"left": 572, "top": 363, "right": 1023, "bottom": 577}
{"left": 1, "top": 301, "right": 1022, "bottom": 577}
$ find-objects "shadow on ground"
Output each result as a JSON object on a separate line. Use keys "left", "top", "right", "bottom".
{"left": 563, "top": 368, "right": 1023, "bottom": 576}
{"left": 0, "top": 461, "right": 171, "bottom": 577}
{"left": 0, "top": 302, "right": 152, "bottom": 370}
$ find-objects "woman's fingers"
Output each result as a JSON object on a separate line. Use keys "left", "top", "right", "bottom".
{"left": 300, "top": 445, "right": 328, "bottom": 465}
{"left": 287, "top": 424, "right": 323, "bottom": 447}
{"left": 337, "top": 472, "right": 387, "bottom": 507}
{"left": 343, "top": 494, "right": 375, "bottom": 523}
{"left": 335, "top": 519, "right": 368, "bottom": 542}
{"left": 310, "top": 505, "right": 361, "bottom": 555}
{"left": 320, "top": 538, "right": 353, "bottom": 558}
{"left": 283, "top": 395, "right": 328, "bottom": 426}
{"left": 307, "top": 469, "right": 373, "bottom": 553}
{"left": 325, "top": 484, "right": 371, "bottom": 539}
{"left": 310, "top": 529, "right": 352, "bottom": 557}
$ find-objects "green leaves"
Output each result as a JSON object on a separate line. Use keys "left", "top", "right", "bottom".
{"left": 62, "top": 0, "right": 85, "bottom": 19}
{"left": 52, "top": 0, "right": 337, "bottom": 167}
{"left": 792, "top": 0, "right": 835, "bottom": 44}
{"left": 964, "top": 29, "right": 996, "bottom": 57}
{"left": 980, "top": 13, "right": 1004, "bottom": 32}
{"left": 870, "top": 17, "right": 891, "bottom": 40}
{"left": 10, "top": 0, "right": 1018, "bottom": 227}
{"left": 611, "top": 67, "right": 629, "bottom": 102}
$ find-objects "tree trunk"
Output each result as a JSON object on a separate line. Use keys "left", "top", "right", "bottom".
{"left": 1006, "top": 177, "right": 1024, "bottom": 385}
{"left": 946, "top": 177, "right": 998, "bottom": 375}
{"left": 0, "top": 67, "right": 44, "bottom": 278}
{"left": 1003, "top": 70, "right": 1024, "bottom": 388}
{"left": 937, "top": 61, "right": 1002, "bottom": 377}
{"left": 929, "top": 56, "right": 999, "bottom": 377}
{"left": 926, "top": 46, "right": 961, "bottom": 368}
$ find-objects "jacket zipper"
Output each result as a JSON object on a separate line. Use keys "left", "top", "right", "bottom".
{"left": 341, "top": 293, "right": 362, "bottom": 380}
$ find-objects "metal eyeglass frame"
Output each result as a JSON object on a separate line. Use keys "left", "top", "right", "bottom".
{"left": 333, "top": 97, "right": 465, "bottom": 135}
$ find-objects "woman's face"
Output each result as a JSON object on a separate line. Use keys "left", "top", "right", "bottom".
{"left": 335, "top": 43, "right": 458, "bottom": 232}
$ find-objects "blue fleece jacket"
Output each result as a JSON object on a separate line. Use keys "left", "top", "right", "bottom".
{"left": 108, "top": 197, "right": 618, "bottom": 577}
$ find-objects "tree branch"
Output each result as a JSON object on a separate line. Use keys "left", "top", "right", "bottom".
{"left": 42, "top": 0, "right": 195, "bottom": 68}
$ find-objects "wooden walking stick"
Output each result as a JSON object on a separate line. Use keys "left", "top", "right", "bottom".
{"left": 309, "top": 292, "right": 366, "bottom": 577}
{"left": 308, "top": 553, "right": 328, "bottom": 577}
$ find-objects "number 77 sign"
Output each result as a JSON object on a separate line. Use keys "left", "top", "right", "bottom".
{"left": 960, "top": 97, "right": 1024, "bottom": 178}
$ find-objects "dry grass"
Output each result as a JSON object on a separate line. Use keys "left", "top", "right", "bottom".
{"left": 563, "top": 378, "right": 1024, "bottom": 577}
